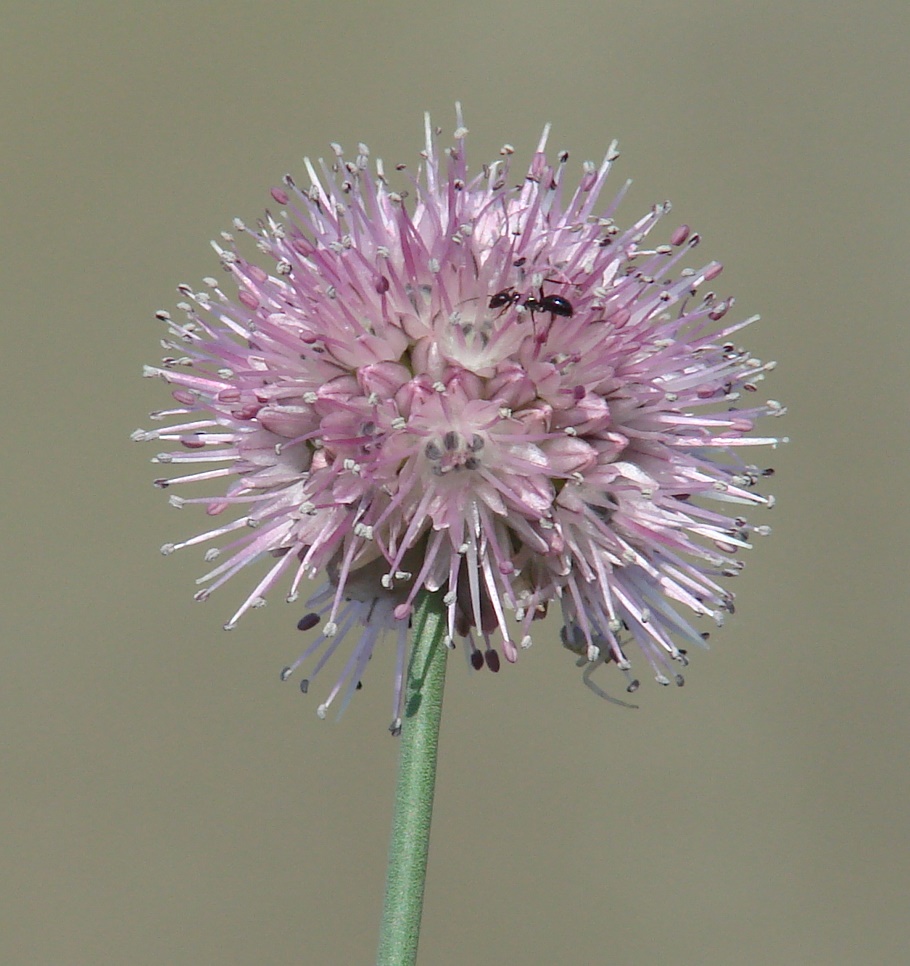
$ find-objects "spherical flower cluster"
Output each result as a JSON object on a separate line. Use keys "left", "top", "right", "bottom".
{"left": 136, "top": 108, "right": 784, "bottom": 730}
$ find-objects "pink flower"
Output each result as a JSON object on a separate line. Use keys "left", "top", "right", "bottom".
{"left": 136, "top": 107, "right": 784, "bottom": 729}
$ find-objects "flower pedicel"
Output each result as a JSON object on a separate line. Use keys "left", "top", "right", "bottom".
{"left": 136, "top": 107, "right": 785, "bottom": 731}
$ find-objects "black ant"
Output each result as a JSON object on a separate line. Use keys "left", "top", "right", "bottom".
{"left": 488, "top": 285, "right": 574, "bottom": 320}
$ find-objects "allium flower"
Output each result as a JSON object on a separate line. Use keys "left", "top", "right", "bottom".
{"left": 136, "top": 107, "right": 784, "bottom": 729}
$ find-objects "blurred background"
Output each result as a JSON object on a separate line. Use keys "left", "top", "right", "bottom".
{"left": 3, "top": 3, "right": 906, "bottom": 963}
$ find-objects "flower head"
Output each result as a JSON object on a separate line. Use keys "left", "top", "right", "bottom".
{"left": 136, "top": 107, "right": 784, "bottom": 729}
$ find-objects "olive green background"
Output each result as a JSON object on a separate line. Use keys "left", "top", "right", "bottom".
{"left": 4, "top": 3, "right": 906, "bottom": 964}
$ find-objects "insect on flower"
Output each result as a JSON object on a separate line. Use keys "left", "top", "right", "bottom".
{"left": 488, "top": 284, "right": 574, "bottom": 320}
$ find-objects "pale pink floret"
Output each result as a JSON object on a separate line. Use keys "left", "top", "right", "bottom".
{"left": 137, "top": 107, "right": 784, "bottom": 730}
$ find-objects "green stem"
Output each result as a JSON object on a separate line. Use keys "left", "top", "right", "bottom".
{"left": 376, "top": 588, "right": 448, "bottom": 966}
